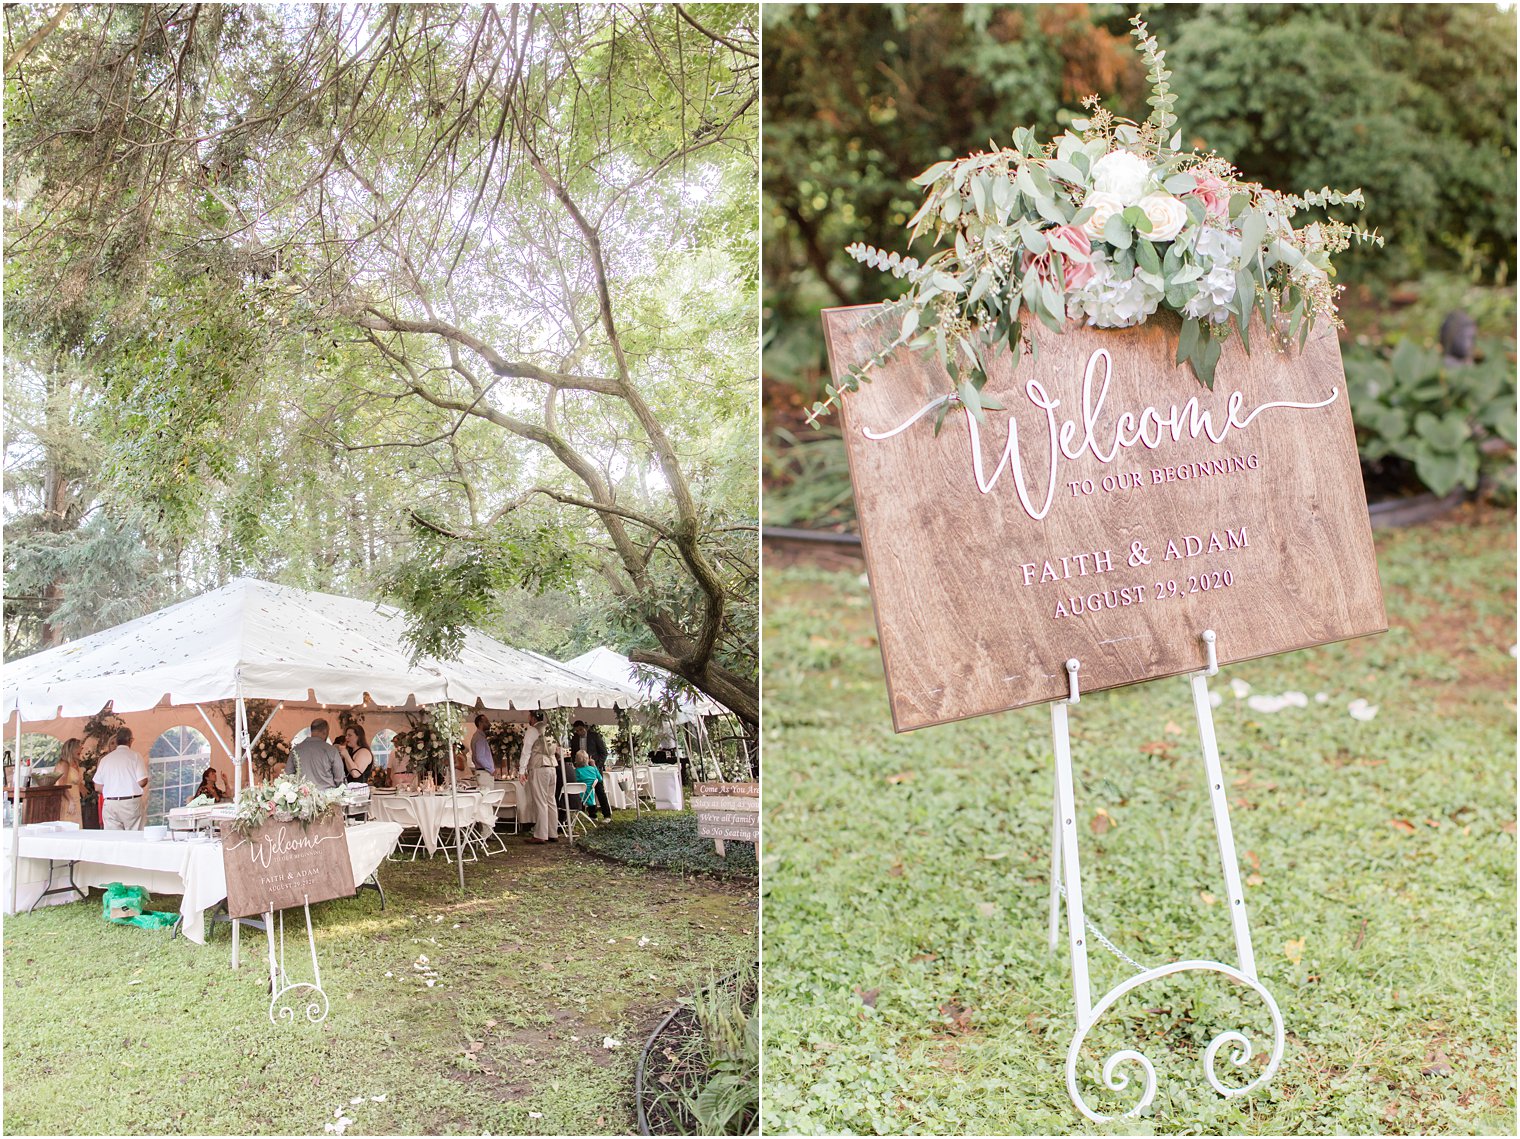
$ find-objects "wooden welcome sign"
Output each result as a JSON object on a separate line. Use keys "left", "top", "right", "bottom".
{"left": 824, "top": 306, "right": 1387, "bottom": 731}
{"left": 220, "top": 815, "right": 354, "bottom": 918}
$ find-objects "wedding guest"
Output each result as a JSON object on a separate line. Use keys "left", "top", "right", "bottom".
{"left": 341, "top": 726, "right": 375, "bottom": 784}
{"left": 194, "top": 766, "right": 230, "bottom": 803}
{"left": 572, "top": 720, "right": 613, "bottom": 820}
{"left": 290, "top": 718, "right": 345, "bottom": 791}
{"left": 517, "top": 710, "right": 560, "bottom": 843}
{"left": 572, "top": 750, "right": 603, "bottom": 813}
{"left": 55, "top": 738, "right": 85, "bottom": 826}
{"left": 470, "top": 714, "right": 496, "bottom": 792}
{"left": 93, "top": 727, "right": 148, "bottom": 830}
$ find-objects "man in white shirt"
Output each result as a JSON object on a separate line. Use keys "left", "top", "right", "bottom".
{"left": 93, "top": 727, "right": 148, "bottom": 830}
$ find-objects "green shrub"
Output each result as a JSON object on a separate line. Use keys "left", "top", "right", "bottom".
{"left": 1345, "top": 337, "right": 1516, "bottom": 496}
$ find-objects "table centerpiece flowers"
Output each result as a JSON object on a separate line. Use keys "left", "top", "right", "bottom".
{"left": 814, "top": 15, "right": 1381, "bottom": 430}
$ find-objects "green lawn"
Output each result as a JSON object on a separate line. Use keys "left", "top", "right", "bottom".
{"left": 2, "top": 819, "right": 756, "bottom": 1135}
{"left": 760, "top": 505, "right": 1516, "bottom": 1135}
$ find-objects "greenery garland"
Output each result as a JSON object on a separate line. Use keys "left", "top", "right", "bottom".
{"left": 812, "top": 16, "right": 1382, "bottom": 430}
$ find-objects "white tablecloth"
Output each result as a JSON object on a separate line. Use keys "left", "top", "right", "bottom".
{"left": 369, "top": 792, "right": 484, "bottom": 855}
{"left": 651, "top": 767, "right": 683, "bottom": 810}
{"left": 604, "top": 769, "right": 635, "bottom": 809}
{"left": 3, "top": 821, "right": 401, "bottom": 944}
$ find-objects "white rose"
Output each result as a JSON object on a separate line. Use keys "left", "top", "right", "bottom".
{"left": 1089, "top": 149, "right": 1152, "bottom": 205}
{"left": 1081, "top": 191, "right": 1125, "bottom": 240}
{"left": 1137, "top": 193, "right": 1188, "bottom": 242}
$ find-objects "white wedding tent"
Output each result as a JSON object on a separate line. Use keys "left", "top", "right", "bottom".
{"left": 563, "top": 646, "right": 731, "bottom": 723}
{"left": 3, "top": 578, "right": 634, "bottom": 894}
{"left": 4, "top": 577, "right": 630, "bottom": 723}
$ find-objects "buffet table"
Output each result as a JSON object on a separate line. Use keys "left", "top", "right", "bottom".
{"left": 3, "top": 821, "right": 401, "bottom": 944}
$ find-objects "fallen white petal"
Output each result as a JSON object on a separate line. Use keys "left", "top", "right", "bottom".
{"left": 1348, "top": 698, "right": 1379, "bottom": 722}
{"left": 1208, "top": 690, "right": 1223, "bottom": 708}
{"left": 370, "top": 1094, "right": 387, "bottom": 1102}
{"left": 1247, "top": 694, "right": 1292, "bottom": 714}
{"left": 1230, "top": 678, "right": 1251, "bottom": 699}
{"left": 529, "top": 1112, "right": 543, "bottom": 1120}
{"left": 1284, "top": 691, "right": 1309, "bottom": 707}
{"left": 603, "top": 1036, "right": 622, "bottom": 1049}
{"left": 425, "top": 979, "right": 436, "bottom": 987}
{"left": 383, "top": 971, "right": 393, "bottom": 978}
{"left": 1315, "top": 692, "right": 1330, "bottom": 704}
{"left": 350, "top": 1097, "right": 365, "bottom": 1105}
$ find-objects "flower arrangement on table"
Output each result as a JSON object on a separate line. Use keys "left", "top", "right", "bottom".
{"left": 814, "top": 16, "right": 1380, "bottom": 428}
{"left": 229, "top": 774, "right": 343, "bottom": 836}
{"left": 392, "top": 703, "right": 468, "bottom": 786}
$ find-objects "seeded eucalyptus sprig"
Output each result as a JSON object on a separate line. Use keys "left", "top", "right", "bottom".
{"left": 810, "top": 15, "right": 1382, "bottom": 431}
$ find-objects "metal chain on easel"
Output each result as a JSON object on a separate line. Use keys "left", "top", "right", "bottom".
{"left": 1057, "top": 881, "right": 1150, "bottom": 975}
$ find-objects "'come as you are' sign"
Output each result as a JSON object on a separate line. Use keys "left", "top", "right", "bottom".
{"left": 824, "top": 306, "right": 1387, "bottom": 732}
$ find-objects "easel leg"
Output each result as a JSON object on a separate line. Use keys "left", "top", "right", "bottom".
{"left": 1047, "top": 784, "right": 1062, "bottom": 952}
{"left": 1189, "top": 672, "right": 1257, "bottom": 976}
{"left": 1050, "top": 695, "right": 1091, "bottom": 1026}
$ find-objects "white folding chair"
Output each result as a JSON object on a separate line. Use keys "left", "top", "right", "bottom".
{"left": 559, "top": 781, "right": 592, "bottom": 843}
{"left": 439, "top": 794, "right": 480, "bottom": 864}
{"left": 496, "top": 782, "right": 521, "bottom": 834}
{"left": 386, "top": 797, "right": 428, "bottom": 861}
{"left": 632, "top": 765, "right": 657, "bottom": 813}
{"left": 472, "top": 789, "right": 508, "bottom": 856}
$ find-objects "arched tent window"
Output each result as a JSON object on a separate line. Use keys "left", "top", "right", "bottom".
{"left": 290, "top": 726, "right": 312, "bottom": 747}
{"left": 148, "top": 726, "right": 210, "bottom": 825}
{"left": 371, "top": 729, "right": 396, "bottom": 769}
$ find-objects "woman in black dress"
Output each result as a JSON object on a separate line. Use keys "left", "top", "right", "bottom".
{"left": 341, "top": 725, "right": 375, "bottom": 784}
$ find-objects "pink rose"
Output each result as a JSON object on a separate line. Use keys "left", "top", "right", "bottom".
{"left": 1187, "top": 171, "right": 1231, "bottom": 223}
{"left": 1022, "top": 224, "right": 1095, "bottom": 291}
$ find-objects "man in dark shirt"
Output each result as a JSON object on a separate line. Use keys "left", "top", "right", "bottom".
{"left": 289, "top": 719, "right": 346, "bottom": 791}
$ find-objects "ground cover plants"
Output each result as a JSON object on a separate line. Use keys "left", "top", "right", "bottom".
{"left": 759, "top": 504, "right": 1515, "bottom": 1134}
{"left": 581, "top": 811, "right": 758, "bottom": 881}
{"left": 2, "top": 833, "right": 756, "bottom": 1136}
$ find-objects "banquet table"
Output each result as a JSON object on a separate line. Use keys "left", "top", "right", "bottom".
{"left": 368, "top": 790, "right": 489, "bottom": 855}
{"left": 603, "top": 768, "right": 635, "bottom": 810}
{"left": 2, "top": 821, "right": 401, "bottom": 944}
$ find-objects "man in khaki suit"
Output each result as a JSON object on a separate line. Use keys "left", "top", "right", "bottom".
{"left": 517, "top": 711, "right": 560, "bottom": 844}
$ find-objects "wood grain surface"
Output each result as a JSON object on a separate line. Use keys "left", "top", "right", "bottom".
{"left": 824, "top": 305, "right": 1387, "bottom": 731}
{"left": 220, "top": 814, "right": 354, "bottom": 918}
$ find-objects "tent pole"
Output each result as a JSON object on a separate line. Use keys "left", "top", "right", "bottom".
{"left": 234, "top": 673, "right": 250, "bottom": 799}
{"left": 443, "top": 682, "right": 464, "bottom": 891}
{"left": 8, "top": 702, "right": 24, "bottom": 915}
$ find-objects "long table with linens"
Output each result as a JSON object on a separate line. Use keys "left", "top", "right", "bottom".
{"left": 2, "top": 820, "right": 402, "bottom": 944}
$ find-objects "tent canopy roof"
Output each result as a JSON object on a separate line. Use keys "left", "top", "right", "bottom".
{"left": 562, "top": 646, "right": 730, "bottom": 723}
{"left": 4, "top": 577, "right": 630, "bottom": 722}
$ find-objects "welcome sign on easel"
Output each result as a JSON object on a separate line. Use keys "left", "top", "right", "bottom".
{"left": 824, "top": 306, "right": 1387, "bottom": 731}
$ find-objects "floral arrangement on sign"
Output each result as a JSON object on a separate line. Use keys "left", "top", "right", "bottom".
{"left": 813, "top": 16, "right": 1381, "bottom": 428}
{"left": 228, "top": 774, "right": 343, "bottom": 836}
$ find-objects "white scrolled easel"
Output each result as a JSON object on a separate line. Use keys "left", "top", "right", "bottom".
{"left": 1046, "top": 629, "right": 1284, "bottom": 1122}
{"left": 265, "top": 895, "right": 330, "bottom": 1026}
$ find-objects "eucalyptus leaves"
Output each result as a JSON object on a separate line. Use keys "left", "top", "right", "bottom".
{"left": 813, "top": 16, "right": 1381, "bottom": 429}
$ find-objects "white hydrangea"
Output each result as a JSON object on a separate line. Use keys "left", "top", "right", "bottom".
{"left": 1183, "top": 227, "right": 1242, "bottom": 324}
{"left": 1068, "top": 253, "right": 1163, "bottom": 328}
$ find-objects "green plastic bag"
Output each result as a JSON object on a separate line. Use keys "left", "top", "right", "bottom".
{"left": 101, "top": 883, "right": 179, "bottom": 931}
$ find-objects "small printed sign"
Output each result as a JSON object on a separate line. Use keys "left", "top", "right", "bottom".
{"left": 693, "top": 781, "right": 760, "bottom": 845}
{"left": 696, "top": 817, "right": 760, "bottom": 843}
{"left": 824, "top": 305, "right": 1387, "bottom": 730}
{"left": 220, "top": 815, "right": 354, "bottom": 918}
